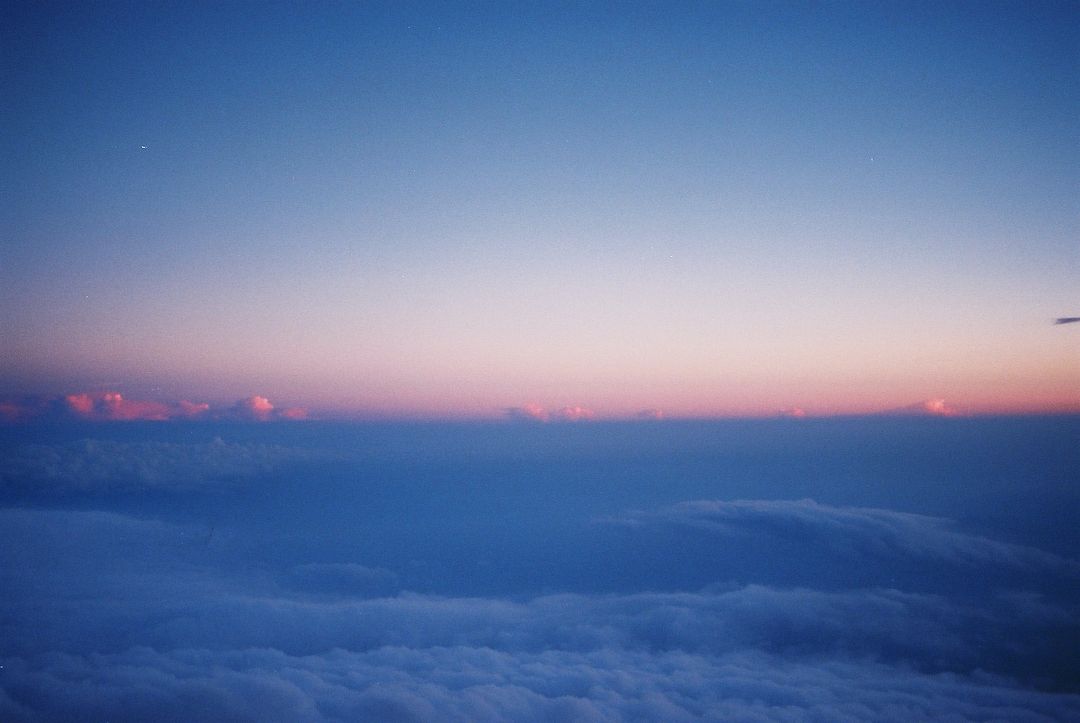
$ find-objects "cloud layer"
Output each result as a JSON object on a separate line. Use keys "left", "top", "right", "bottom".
{"left": 0, "top": 392, "right": 307, "bottom": 423}
{"left": 2, "top": 420, "right": 1078, "bottom": 720}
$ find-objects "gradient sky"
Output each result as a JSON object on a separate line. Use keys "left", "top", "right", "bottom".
{"left": 2, "top": 1, "right": 1077, "bottom": 418}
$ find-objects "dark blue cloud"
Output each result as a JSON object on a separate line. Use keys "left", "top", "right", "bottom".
{"left": 2, "top": 419, "right": 1079, "bottom": 719}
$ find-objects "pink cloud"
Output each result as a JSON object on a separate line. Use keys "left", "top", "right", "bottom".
{"left": 232, "top": 396, "right": 275, "bottom": 420}
{"left": 0, "top": 401, "right": 27, "bottom": 423}
{"left": 920, "top": 398, "right": 956, "bottom": 416}
{"left": 553, "top": 406, "right": 595, "bottom": 422}
{"left": 779, "top": 407, "right": 807, "bottom": 419}
{"left": 881, "top": 398, "right": 961, "bottom": 417}
{"left": 277, "top": 407, "right": 309, "bottom": 420}
{"left": 101, "top": 393, "right": 172, "bottom": 421}
{"left": 0, "top": 393, "right": 310, "bottom": 423}
{"left": 177, "top": 400, "right": 211, "bottom": 417}
{"left": 503, "top": 404, "right": 597, "bottom": 422}
{"left": 230, "top": 396, "right": 310, "bottom": 421}
{"left": 64, "top": 393, "right": 96, "bottom": 416}
{"left": 504, "top": 404, "right": 549, "bottom": 422}
{"left": 61, "top": 392, "right": 171, "bottom": 421}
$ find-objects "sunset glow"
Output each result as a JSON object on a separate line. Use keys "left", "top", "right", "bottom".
{"left": 1, "top": 3, "right": 1076, "bottom": 419}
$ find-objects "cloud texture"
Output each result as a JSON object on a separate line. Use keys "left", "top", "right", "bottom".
{"left": 0, "top": 392, "right": 307, "bottom": 423}
{"left": 1, "top": 419, "right": 1078, "bottom": 720}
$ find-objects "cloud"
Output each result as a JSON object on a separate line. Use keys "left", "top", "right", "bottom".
{"left": 63, "top": 392, "right": 96, "bottom": 416}
{"left": 232, "top": 395, "right": 275, "bottom": 420}
{"left": 4, "top": 644, "right": 1079, "bottom": 723}
{"left": 604, "top": 499, "right": 1080, "bottom": 580}
{"left": 0, "top": 401, "right": 30, "bottom": 423}
{"left": 553, "top": 406, "right": 595, "bottom": 422}
{"left": 1053, "top": 317, "right": 1080, "bottom": 325}
{"left": 0, "top": 393, "right": 308, "bottom": 423}
{"left": 2, "top": 498, "right": 1080, "bottom": 720}
{"left": 0, "top": 437, "right": 335, "bottom": 494}
{"left": 178, "top": 400, "right": 211, "bottom": 417}
{"left": 228, "top": 396, "right": 309, "bottom": 421}
{"left": 0, "top": 392, "right": 214, "bottom": 422}
{"left": 283, "top": 563, "right": 400, "bottom": 597}
{"left": 635, "top": 408, "right": 664, "bottom": 420}
{"left": 881, "top": 398, "right": 959, "bottom": 416}
{"left": 61, "top": 391, "right": 175, "bottom": 420}
{"left": 503, "top": 405, "right": 595, "bottom": 422}
{"left": 1, "top": 410, "right": 1077, "bottom": 723}
{"left": 503, "top": 404, "right": 549, "bottom": 422}
{"left": 778, "top": 407, "right": 806, "bottom": 418}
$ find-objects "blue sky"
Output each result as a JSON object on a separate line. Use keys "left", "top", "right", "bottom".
{"left": 2, "top": 1, "right": 1077, "bottom": 417}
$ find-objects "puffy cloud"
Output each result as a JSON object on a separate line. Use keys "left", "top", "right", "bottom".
{"left": 604, "top": 499, "right": 1080, "bottom": 581}
{"left": 230, "top": 396, "right": 309, "bottom": 421}
{"left": 63, "top": 392, "right": 96, "bottom": 416}
{"left": 553, "top": 406, "right": 595, "bottom": 422}
{"left": 503, "top": 404, "right": 549, "bottom": 422}
{"left": 503, "top": 405, "right": 595, "bottom": 422}
{"left": 233, "top": 395, "right": 275, "bottom": 420}
{"left": 60, "top": 391, "right": 172, "bottom": 420}
{"left": 4, "top": 644, "right": 1079, "bottom": 723}
{"left": 882, "top": 398, "right": 960, "bottom": 417}
{"left": 178, "top": 400, "right": 211, "bottom": 417}
{"left": 0, "top": 392, "right": 216, "bottom": 422}
{"left": 1, "top": 418, "right": 1077, "bottom": 722}
{"left": 102, "top": 392, "right": 173, "bottom": 420}
{"left": 2, "top": 506, "right": 1077, "bottom": 683}
{"left": 0, "top": 392, "right": 307, "bottom": 423}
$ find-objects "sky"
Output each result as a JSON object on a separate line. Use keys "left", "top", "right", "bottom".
{"left": 2, "top": 1, "right": 1078, "bottom": 418}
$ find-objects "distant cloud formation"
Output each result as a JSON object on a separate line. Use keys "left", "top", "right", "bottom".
{"left": 0, "top": 437, "right": 334, "bottom": 493}
{"left": 231, "top": 395, "right": 276, "bottom": 420}
{"left": 635, "top": 408, "right": 664, "bottom": 420}
{"left": 504, "top": 404, "right": 595, "bottom": 422}
{"left": 1054, "top": 317, "right": 1080, "bottom": 325}
{"left": 277, "top": 406, "right": 309, "bottom": 420}
{"left": 881, "top": 398, "right": 959, "bottom": 417}
{"left": 503, "top": 404, "right": 549, "bottom": 422}
{"left": 61, "top": 392, "right": 199, "bottom": 421}
{"left": 226, "top": 396, "right": 309, "bottom": 421}
{"left": 0, "top": 392, "right": 307, "bottom": 423}
{"left": 0, "top": 401, "right": 31, "bottom": 423}
{"left": 178, "top": 400, "right": 211, "bottom": 417}
{"left": 604, "top": 499, "right": 1079, "bottom": 577}
{"left": 553, "top": 406, "right": 595, "bottom": 422}
{"left": 779, "top": 407, "right": 807, "bottom": 418}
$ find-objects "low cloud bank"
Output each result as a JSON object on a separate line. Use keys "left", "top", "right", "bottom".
{"left": 503, "top": 404, "right": 596, "bottom": 423}
{"left": 1, "top": 492, "right": 1079, "bottom": 720}
{"left": 605, "top": 498, "right": 1080, "bottom": 578}
{"left": 4, "top": 644, "right": 1077, "bottom": 722}
{"left": 0, "top": 392, "right": 307, "bottom": 423}
{"left": 0, "top": 438, "right": 334, "bottom": 493}
{"left": 1, "top": 417, "right": 1078, "bottom": 721}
